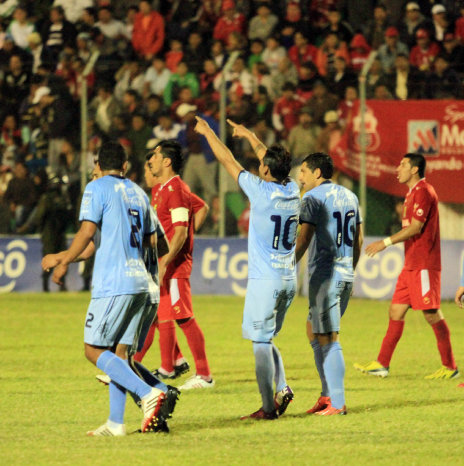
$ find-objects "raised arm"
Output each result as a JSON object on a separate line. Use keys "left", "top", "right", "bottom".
{"left": 194, "top": 116, "right": 244, "bottom": 182}
{"left": 227, "top": 119, "right": 267, "bottom": 161}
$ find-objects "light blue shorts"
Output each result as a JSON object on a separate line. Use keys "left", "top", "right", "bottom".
{"left": 308, "top": 278, "right": 352, "bottom": 334}
{"left": 242, "top": 278, "right": 296, "bottom": 342}
{"left": 84, "top": 293, "right": 149, "bottom": 351}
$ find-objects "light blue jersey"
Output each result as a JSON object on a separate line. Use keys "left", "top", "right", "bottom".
{"left": 144, "top": 212, "right": 165, "bottom": 304}
{"left": 300, "top": 181, "right": 361, "bottom": 283}
{"left": 238, "top": 171, "right": 300, "bottom": 280}
{"left": 79, "top": 175, "right": 156, "bottom": 298}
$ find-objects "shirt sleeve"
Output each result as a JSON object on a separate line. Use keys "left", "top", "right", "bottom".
{"left": 79, "top": 181, "right": 103, "bottom": 224}
{"left": 238, "top": 170, "right": 264, "bottom": 201}
{"left": 190, "top": 192, "right": 206, "bottom": 214}
{"left": 412, "top": 187, "right": 432, "bottom": 223}
{"left": 167, "top": 180, "right": 190, "bottom": 227}
{"left": 299, "top": 193, "right": 320, "bottom": 225}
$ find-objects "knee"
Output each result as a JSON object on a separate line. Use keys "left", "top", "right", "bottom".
{"left": 423, "top": 309, "right": 440, "bottom": 325}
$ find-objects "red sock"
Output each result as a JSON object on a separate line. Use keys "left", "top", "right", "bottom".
{"left": 133, "top": 322, "right": 157, "bottom": 362}
{"left": 431, "top": 320, "right": 457, "bottom": 370}
{"left": 178, "top": 318, "right": 210, "bottom": 377}
{"left": 158, "top": 321, "right": 176, "bottom": 372}
{"left": 173, "top": 339, "right": 184, "bottom": 363}
{"left": 377, "top": 319, "right": 405, "bottom": 368}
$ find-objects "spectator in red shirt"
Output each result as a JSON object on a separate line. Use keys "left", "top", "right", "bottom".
{"left": 288, "top": 31, "right": 318, "bottom": 77}
{"left": 213, "top": 0, "right": 246, "bottom": 45}
{"left": 131, "top": 0, "right": 165, "bottom": 62}
{"left": 349, "top": 33, "right": 371, "bottom": 73}
{"left": 272, "top": 82, "right": 303, "bottom": 139}
{"left": 409, "top": 28, "right": 440, "bottom": 71}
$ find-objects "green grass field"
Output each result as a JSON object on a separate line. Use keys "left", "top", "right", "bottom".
{"left": 1, "top": 293, "right": 464, "bottom": 465}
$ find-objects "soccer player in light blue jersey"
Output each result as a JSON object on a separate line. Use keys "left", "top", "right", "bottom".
{"left": 195, "top": 116, "right": 300, "bottom": 420}
{"left": 51, "top": 141, "right": 172, "bottom": 435}
{"left": 296, "top": 152, "right": 363, "bottom": 415}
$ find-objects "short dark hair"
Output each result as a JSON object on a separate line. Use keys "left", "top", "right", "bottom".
{"left": 97, "top": 141, "right": 127, "bottom": 171}
{"left": 155, "top": 139, "right": 184, "bottom": 174}
{"left": 263, "top": 144, "right": 291, "bottom": 183}
{"left": 302, "top": 152, "right": 334, "bottom": 178}
{"left": 404, "top": 152, "right": 426, "bottom": 177}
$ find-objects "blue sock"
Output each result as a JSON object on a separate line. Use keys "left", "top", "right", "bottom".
{"left": 252, "top": 342, "right": 275, "bottom": 413}
{"left": 133, "top": 361, "right": 168, "bottom": 392}
{"left": 96, "top": 351, "right": 151, "bottom": 399}
{"left": 311, "top": 339, "right": 329, "bottom": 397}
{"left": 321, "top": 342, "right": 345, "bottom": 409}
{"left": 271, "top": 343, "right": 287, "bottom": 392}
{"left": 109, "top": 380, "right": 126, "bottom": 424}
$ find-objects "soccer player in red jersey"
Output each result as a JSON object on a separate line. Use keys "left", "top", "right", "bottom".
{"left": 354, "top": 153, "right": 459, "bottom": 380}
{"left": 142, "top": 140, "right": 214, "bottom": 390}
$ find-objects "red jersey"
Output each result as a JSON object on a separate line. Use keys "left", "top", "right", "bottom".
{"left": 151, "top": 176, "right": 205, "bottom": 279}
{"left": 273, "top": 96, "right": 304, "bottom": 132}
{"left": 402, "top": 179, "right": 441, "bottom": 271}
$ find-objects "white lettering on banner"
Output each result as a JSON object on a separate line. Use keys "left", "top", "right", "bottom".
{"left": 356, "top": 246, "right": 403, "bottom": 299}
{"left": 441, "top": 124, "right": 464, "bottom": 146}
{"left": 443, "top": 105, "right": 464, "bottom": 124}
{"left": 201, "top": 245, "right": 248, "bottom": 295}
{"left": 0, "top": 240, "right": 28, "bottom": 293}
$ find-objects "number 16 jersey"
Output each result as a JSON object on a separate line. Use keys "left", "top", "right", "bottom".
{"left": 300, "top": 181, "right": 361, "bottom": 282}
{"left": 238, "top": 171, "right": 300, "bottom": 280}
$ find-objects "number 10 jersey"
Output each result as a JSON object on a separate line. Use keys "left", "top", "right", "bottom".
{"left": 238, "top": 171, "right": 300, "bottom": 280}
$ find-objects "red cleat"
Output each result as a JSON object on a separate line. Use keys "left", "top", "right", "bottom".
{"left": 240, "top": 407, "right": 278, "bottom": 420}
{"left": 314, "top": 403, "right": 347, "bottom": 416}
{"left": 306, "top": 396, "right": 331, "bottom": 414}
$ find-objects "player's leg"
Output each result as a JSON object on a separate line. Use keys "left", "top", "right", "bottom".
{"left": 174, "top": 279, "right": 213, "bottom": 388}
{"left": 84, "top": 294, "right": 166, "bottom": 433}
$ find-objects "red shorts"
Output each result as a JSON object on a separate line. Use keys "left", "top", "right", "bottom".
{"left": 157, "top": 278, "right": 194, "bottom": 321}
{"left": 392, "top": 269, "right": 441, "bottom": 310}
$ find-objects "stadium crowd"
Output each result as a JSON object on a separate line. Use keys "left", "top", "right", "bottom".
{"left": 0, "top": 0, "right": 463, "bottom": 236}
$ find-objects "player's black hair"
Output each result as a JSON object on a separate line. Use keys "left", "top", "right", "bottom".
{"left": 97, "top": 141, "right": 127, "bottom": 171}
{"left": 404, "top": 152, "right": 426, "bottom": 178}
{"left": 263, "top": 144, "right": 291, "bottom": 183}
{"left": 155, "top": 139, "right": 184, "bottom": 174}
{"left": 302, "top": 152, "right": 334, "bottom": 179}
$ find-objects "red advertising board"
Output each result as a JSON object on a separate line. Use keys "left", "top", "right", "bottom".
{"left": 331, "top": 100, "right": 464, "bottom": 203}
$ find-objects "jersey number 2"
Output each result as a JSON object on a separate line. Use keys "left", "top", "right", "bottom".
{"left": 270, "top": 215, "right": 298, "bottom": 250}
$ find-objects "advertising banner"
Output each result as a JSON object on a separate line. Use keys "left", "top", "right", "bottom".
{"left": 0, "top": 236, "right": 463, "bottom": 300}
{"left": 332, "top": 100, "right": 464, "bottom": 204}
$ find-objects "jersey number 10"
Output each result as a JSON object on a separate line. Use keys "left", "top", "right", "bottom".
{"left": 333, "top": 210, "right": 355, "bottom": 247}
{"left": 270, "top": 215, "right": 298, "bottom": 251}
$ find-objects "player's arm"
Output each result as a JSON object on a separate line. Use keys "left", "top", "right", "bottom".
{"left": 227, "top": 119, "right": 267, "bottom": 161}
{"left": 295, "top": 223, "right": 315, "bottom": 263}
{"left": 52, "top": 221, "right": 97, "bottom": 284}
{"left": 159, "top": 225, "right": 188, "bottom": 268}
{"left": 353, "top": 222, "right": 364, "bottom": 270}
{"left": 191, "top": 192, "right": 209, "bottom": 232}
{"left": 42, "top": 242, "right": 96, "bottom": 271}
{"left": 365, "top": 218, "right": 424, "bottom": 257}
{"left": 194, "top": 116, "right": 244, "bottom": 182}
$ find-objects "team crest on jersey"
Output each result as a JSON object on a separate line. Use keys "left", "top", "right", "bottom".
{"left": 416, "top": 208, "right": 424, "bottom": 217}
{"left": 407, "top": 120, "right": 439, "bottom": 156}
{"left": 423, "top": 296, "right": 430, "bottom": 304}
{"left": 174, "top": 305, "right": 181, "bottom": 314}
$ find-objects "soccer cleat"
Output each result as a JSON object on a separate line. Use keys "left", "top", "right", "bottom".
{"left": 424, "top": 366, "right": 460, "bottom": 380}
{"left": 240, "top": 407, "right": 278, "bottom": 420}
{"left": 96, "top": 374, "right": 111, "bottom": 385}
{"left": 353, "top": 361, "right": 389, "bottom": 378}
{"left": 152, "top": 369, "right": 176, "bottom": 380}
{"left": 158, "top": 386, "right": 181, "bottom": 423}
{"left": 179, "top": 375, "right": 215, "bottom": 390}
{"left": 140, "top": 387, "right": 165, "bottom": 432}
{"left": 274, "top": 385, "right": 294, "bottom": 416}
{"left": 174, "top": 361, "right": 190, "bottom": 378}
{"left": 87, "top": 422, "right": 126, "bottom": 436}
{"left": 315, "top": 403, "right": 347, "bottom": 416}
{"left": 306, "top": 396, "right": 331, "bottom": 414}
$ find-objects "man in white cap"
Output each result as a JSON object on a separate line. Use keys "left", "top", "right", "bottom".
{"left": 399, "top": 2, "right": 431, "bottom": 48}
{"left": 177, "top": 103, "right": 219, "bottom": 206}
{"left": 431, "top": 4, "right": 451, "bottom": 42}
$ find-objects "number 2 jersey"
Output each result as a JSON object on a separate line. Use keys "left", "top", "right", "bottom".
{"left": 300, "top": 181, "right": 361, "bottom": 282}
{"left": 79, "top": 175, "right": 156, "bottom": 298}
{"left": 238, "top": 171, "right": 300, "bottom": 280}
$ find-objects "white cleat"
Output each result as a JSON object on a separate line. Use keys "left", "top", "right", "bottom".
{"left": 179, "top": 375, "right": 215, "bottom": 390}
{"left": 87, "top": 422, "right": 126, "bottom": 436}
{"left": 96, "top": 374, "right": 111, "bottom": 385}
{"left": 140, "top": 387, "right": 165, "bottom": 432}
